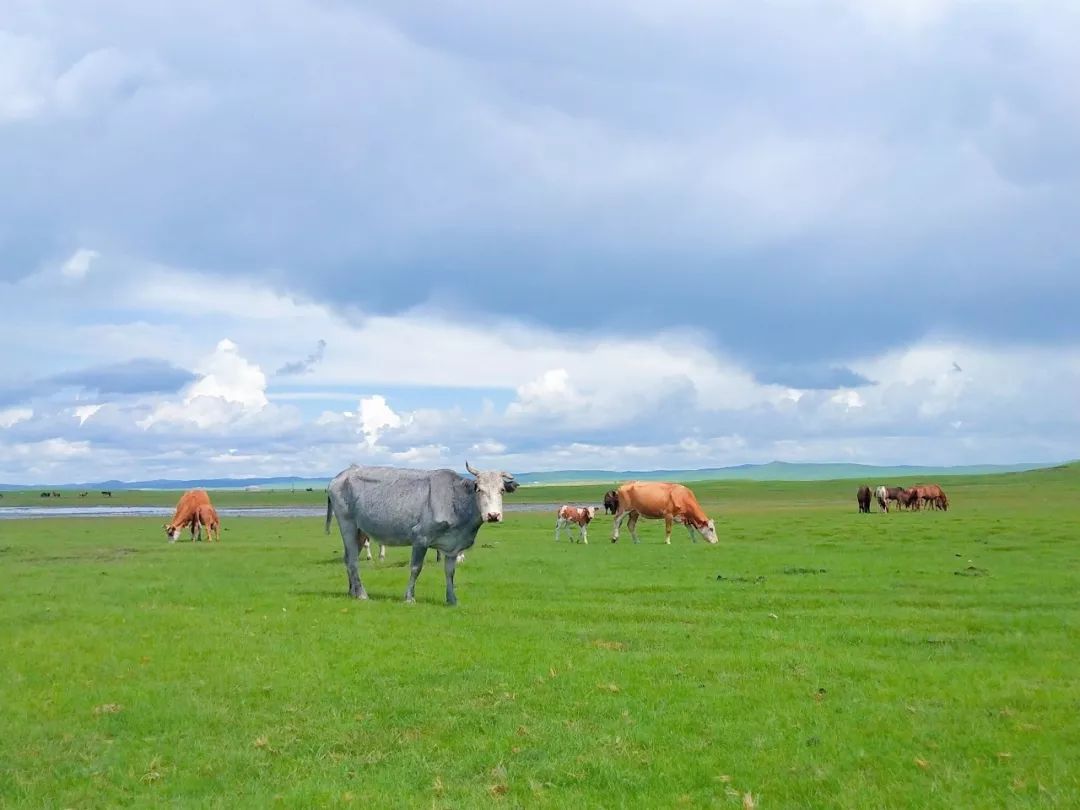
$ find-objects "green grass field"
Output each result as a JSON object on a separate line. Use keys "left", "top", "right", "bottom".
{"left": 2, "top": 466, "right": 1078, "bottom": 807}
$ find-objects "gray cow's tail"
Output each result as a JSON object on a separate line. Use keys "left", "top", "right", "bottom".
{"left": 324, "top": 496, "right": 334, "bottom": 535}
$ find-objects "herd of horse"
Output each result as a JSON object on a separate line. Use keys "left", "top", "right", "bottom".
{"left": 857, "top": 484, "right": 949, "bottom": 513}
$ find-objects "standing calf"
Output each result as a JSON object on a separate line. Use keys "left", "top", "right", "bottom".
{"left": 555, "top": 505, "right": 597, "bottom": 544}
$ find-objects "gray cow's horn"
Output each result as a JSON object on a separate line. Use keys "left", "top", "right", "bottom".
{"left": 465, "top": 460, "right": 480, "bottom": 476}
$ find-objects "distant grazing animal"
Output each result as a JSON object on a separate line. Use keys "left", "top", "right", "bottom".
{"left": 79, "top": 491, "right": 88, "bottom": 498}
{"left": 324, "top": 461, "right": 518, "bottom": 605}
{"left": 912, "top": 483, "right": 947, "bottom": 511}
{"left": 305, "top": 487, "right": 314, "bottom": 492}
{"left": 195, "top": 503, "right": 221, "bottom": 542}
{"left": 602, "top": 490, "right": 619, "bottom": 515}
{"left": 897, "top": 488, "right": 920, "bottom": 510}
{"left": 40, "top": 492, "right": 51, "bottom": 498}
{"left": 555, "top": 505, "right": 598, "bottom": 543}
{"left": 873, "top": 486, "right": 888, "bottom": 512}
{"left": 881, "top": 486, "right": 906, "bottom": 510}
{"left": 51, "top": 491, "right": 61, "bottom": 498}
{"left": 610, "top": 481, "right": 718, "bottom": 545}
{"left": 101, "top": 490, "right": 112, "bottom": 497}
{"left": 857, "top": 485, "right": 872, "bottom": 513}
{"left": 164, "top": 489, "right": 213, "bottom": 541}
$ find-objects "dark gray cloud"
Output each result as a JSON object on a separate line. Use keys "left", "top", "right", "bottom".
{"left": 0, "top": 359, "right": 194, "bottom": 406}
{"left": 1, "top": 1, "right": 1078, "bottom": 371}
{"left": 753, "top": 364, "right": 874, "bottom": 391}
{"left": 275, "top": 339, "right": 326, "bottom": 376}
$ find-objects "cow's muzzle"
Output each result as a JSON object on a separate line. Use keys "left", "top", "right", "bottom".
{"left": 486, "top": 512, "right": 503, "bottom": 523}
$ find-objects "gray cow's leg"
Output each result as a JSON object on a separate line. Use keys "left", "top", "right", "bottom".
{"left": 404, "top": 544, "right": 429, "bottom": 603}
{"left": 443, "top": 553, "right": 459, "bottom": 606}
{"left": 338, "top": 520, "right": 368, "bottom": 599}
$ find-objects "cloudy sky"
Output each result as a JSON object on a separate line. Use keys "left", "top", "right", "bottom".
{"left": 2, "top": 1, "right": 1078, "bottom": 483}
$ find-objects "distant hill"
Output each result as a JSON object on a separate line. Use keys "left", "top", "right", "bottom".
{"left": 514, "top": 461, "right": 1058, "bottom": 484}
{"left": 0, "top": 461, "right": 1063, "bottom": 490}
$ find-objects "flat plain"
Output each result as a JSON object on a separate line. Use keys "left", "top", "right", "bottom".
{"left": 2, "top": 465, "right": 1078, "bottom": 807}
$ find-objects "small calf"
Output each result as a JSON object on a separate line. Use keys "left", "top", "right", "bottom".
{"left": 555, "top": 505, "right": 598, "bottom": 544}
{"left": 196, "top": 503, "right": 221, "bottom": 542}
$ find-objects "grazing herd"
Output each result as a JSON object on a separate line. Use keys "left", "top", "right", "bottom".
{"left": 147, "top": 462, "right": 950, "bottom": 606}
{"left": 860, "top": 483, "right": 949, "bottom": 512}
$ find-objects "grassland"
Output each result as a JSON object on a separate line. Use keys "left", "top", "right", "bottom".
{"left": 2, "top": 466, "right": 1078, "bottom": 807}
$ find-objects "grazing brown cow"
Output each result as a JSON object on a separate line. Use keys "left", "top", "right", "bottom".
{"left": 896, "top": 488, "right": 920, "bottom": 510}
{"left": 164, "top": 489, "right": 212, "bottom": 541}
{"left": 555, "top": 505, "right": 598, "bottom": 543}
{"left": 610, "top": 481, "right": 718, "bottom": 545}
{"left": 602, "top": 490, "right": 619, "bottom": 515}
{"left": 195, "top": 503, "right": 221, "bottom": 542}
{"left": 857, "top": 485, "right": 872, "bottom": 513}
{"left": 912, "top": 483, "right": 946, "bottom": 511}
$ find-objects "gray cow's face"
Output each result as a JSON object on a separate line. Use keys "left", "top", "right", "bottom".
{"left": 466, "top": 461, "right": 518, "bottom": 523}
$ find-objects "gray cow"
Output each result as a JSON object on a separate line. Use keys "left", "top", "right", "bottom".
{"left": 324, "top": 462, "right": 518, "bottom": 605}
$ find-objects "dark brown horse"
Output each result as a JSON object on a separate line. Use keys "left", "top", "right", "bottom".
{"left": 857, "top": 485, "right": 872, "bottom": 513}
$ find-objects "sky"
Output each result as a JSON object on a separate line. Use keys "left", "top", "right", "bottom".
{"left": 1, "top": 0, "right": 1078, "bottom": 483}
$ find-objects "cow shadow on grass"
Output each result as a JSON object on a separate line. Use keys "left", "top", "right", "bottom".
{"left": 292, "top": 589, "right": 447, "bottom": 606}
{"left": 313, "top": 556, "right": 408, "bottom": 569}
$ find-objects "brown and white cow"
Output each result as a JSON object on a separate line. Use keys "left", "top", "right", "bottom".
{"left": 164, "top": 489, "right": 212, "bottom": 541}
{"left": 555, "top": 505, "right": 598, "bottom": 544}
{"left": 195, "top": 503, "right": 221, "bottom": 542}
{"left": 610, "top": 481, "right": 718, "bottom": 545}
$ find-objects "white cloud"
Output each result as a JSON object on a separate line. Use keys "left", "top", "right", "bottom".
{"left": 72, "top": 404, "right": 103, "bottom": 425}
{"left": 358, "top": 394, "right": 404, "bottom": 447}
{"left": 138, "top": 339, "right": 268, "bottom": 429}
{"left": 829, "top": 390, "right": 865, "bottom": 411}
{"left": 61, "top": 248, "right": 100, "bottom": 280}
{"left": 0, "top": 257, "right": 1076, "bottom": 481}
{"left": 0, "top": 407, "right": 34, "bottom": 428}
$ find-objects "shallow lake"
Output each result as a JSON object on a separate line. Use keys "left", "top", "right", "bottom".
{"left": 0, "top": 503, "right": 573, "bottom": 520}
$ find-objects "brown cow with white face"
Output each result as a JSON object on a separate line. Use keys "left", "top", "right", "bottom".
{"left": 164, "top": 489, "right": 212, "bottom": 541}
{"left": 555, "top": 505, "right": 598, "bottom": 544}
{"left": 610, "top": 481, "right": 718, "bottom": 545}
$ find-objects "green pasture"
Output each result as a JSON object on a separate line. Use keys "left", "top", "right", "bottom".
{"left": 1, "top": 466, "right": 1078, "bottom": 807}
